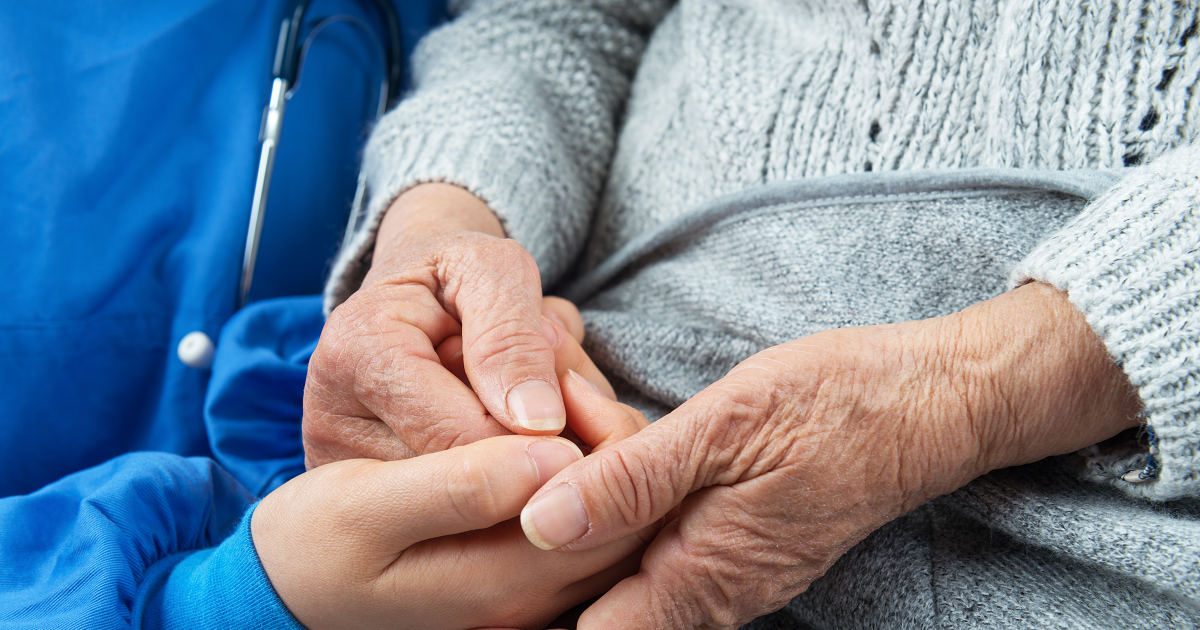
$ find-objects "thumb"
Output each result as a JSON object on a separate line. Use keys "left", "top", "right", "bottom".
{"left": 520, "top": 414, "right": 703, "bottom": 551}
{"left": 452, "top": 239, "right": 566, "bottom": 433}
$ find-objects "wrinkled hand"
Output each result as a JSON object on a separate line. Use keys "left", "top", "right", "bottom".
{"left": 256, "top": 369, "right": 649, "bottom": 630}
{"left": 519, "top": 282, "right": 1142, "bottom": 629}
{"left": 303, "top": 184, "right": 614, "bottom": 466}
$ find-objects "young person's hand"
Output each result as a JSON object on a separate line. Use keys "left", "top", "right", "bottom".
{"left": 257, "top": 346, "right": 649, "bottom": 630}
{"left": 253, "top": 435, "right": 637, "bottom": 629}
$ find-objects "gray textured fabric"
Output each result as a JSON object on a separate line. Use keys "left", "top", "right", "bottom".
{"left": 761, "top": 459, "right": 1200, "bottom": 630}
{"left": 324, "top": 0, "right": 1200, "bottom": 625}
{"left": 570, "top": 173, "right": 1102, "bottom": 416}
{"left": 561, "top": 167, "right": 1122, "bottom": 304}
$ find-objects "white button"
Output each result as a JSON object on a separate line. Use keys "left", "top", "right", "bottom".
{"left": 177, "top": 331, "right": 215, "bottom": 369}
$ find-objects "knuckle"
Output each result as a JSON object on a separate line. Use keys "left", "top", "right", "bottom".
{"left": 488, "top": 237, "right": 538, "bottom": 271}
{"left": 594, "top": 448, "right": 662, "bottom": 530}
{"left": 445, "top": 456, "right": 502, "bottom": 524}
{"left": 308, "top": 306, "right": 360, "bottom": 375}
{"left": 463, "top": 238, "right": 540, "bottom": 291}
{"left": 321, "top": 296, "right": 375, "bottom": 348}
{"left": 436, "top": 237, "right": 542, "bottom": 323}
{"left": 353, "top": 341, "right": 437, "bottom": 421}
{"left": 677, "top": 532, "right": 787, "bottom": 629}
{"left": 302, "top": 410, "right": 415, "bottom": 463}
{"left": 471, "top": 320, "right": 549, "bottom": 371}
{"left": 694, "top": 391, "right": 775, "bottom": 485}
{"left": 415, "top": 414, "right": 490, "bottom": 454}
{"left": 309, "top": 299, "right": 393, "bottom": 399}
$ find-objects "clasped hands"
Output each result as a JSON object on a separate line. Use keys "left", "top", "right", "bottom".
{"left": 260, "top": 183, "right": 1142, "bottom": 630}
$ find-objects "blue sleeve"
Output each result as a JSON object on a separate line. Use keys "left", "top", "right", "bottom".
{"left": 0, "top": 452, "right": 302, "bottom": 630}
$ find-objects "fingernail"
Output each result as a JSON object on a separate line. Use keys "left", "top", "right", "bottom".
{"left": 527, "top": 439, "right": 584, "bottom": 486}
{"left": 543, "top": 309, "right": 570, "bottom": 331}
{"left": 521, "top": 483, "right": 588, "bottom": 550}
{"left": 540, "top": 317, "right": 559, "bottom": 348}
{"left": 568, "top": 369, "right": 602, "bottom": 396}
{"left": 508, "top": 381, "right": 566, "bottom": 431}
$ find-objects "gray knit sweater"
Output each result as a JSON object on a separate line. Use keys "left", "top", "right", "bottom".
{"left": 327, "top": 0, "right": 1200, "bottom": 626}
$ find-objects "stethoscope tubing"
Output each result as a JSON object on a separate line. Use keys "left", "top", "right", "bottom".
{"left": 239, "top": 0, "right": 403, "bottom": 309}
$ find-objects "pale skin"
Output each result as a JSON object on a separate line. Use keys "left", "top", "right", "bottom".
{"left": 301, "top": 182, "right": 1143, "bottom": 629}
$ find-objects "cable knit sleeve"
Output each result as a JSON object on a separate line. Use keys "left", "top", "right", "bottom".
{"left": 1011, "top": 143, "right": 1200, "bottom": 502}
{"left": 324, "top": 0, "right": 674, "bottom": 312}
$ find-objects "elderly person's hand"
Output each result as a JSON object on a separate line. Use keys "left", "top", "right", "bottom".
{"left": 303, "top": 184, "right": 613, "bottom": 466}
{"left": 519, "top": 282, "right": 1143, "bottom": 629}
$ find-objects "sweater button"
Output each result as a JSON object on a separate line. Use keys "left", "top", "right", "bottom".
{"left": 177, "top": 331, "right": 215, "bottom": 369}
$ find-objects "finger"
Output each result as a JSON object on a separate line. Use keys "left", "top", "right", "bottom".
{"left": 450, "top": 239, "right": 566, "bottom": 434}
{"left": 358, "top": 435, "right": 584, "bottom": 551}
{"left": 552, "top": 542, "right": 647, "bottom": 612}
{"left": 576, "top": 561, "right": 707, "bottom": 630}
{"left": 542, "top": 316, "right": 617, "bottom": 401}
{"left": 440, "top": 314, "right": 615, "bottom": 401}
{"left": 541, "top": 296, "right": 585, "bottom": 344}
{"left": 575, "top": 516, "right": 719, "bottom": 630}
{"left": 520, "top": 410, "right": 702, "bottom": 552}
{"left": 306, "top": 284, "right": 504, "bottom": 463}
{"left": 436, "top": 335, "right": 469, "bottom": 385}
{"left": 577, "top": 563, "right": 681, "bottom": 630}
{"left": 562, "top": 369, "right": 648, "bottom": 453}
{"left": 519, "top": 365, "right": 781, "bottom": 553}
{"left": 400, "top": 517, "right": 654, "bottom": 630}
{"left": 304, "top": 347, "right": 506, "bottom": 462}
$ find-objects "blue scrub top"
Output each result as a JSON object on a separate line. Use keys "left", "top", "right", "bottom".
{"left": 0, "top": 0, "right": 446, "bottom": 497}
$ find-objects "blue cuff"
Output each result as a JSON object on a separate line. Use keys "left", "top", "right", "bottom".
{"left": 138, "top": 503, "right": 304, "bottom": 630}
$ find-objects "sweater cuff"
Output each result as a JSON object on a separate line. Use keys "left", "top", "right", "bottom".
{"left": 1010, "top": 144, "right": 1200, "bottom": 501}
{"left": 323, "top": 69, "right": 596, "bottom": 314}
{"left": 139, "top": 503, "right": 303, "bottom": 630}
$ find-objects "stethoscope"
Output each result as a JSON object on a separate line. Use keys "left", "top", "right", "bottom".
{"left": 240, "top": 0, "right": 404, "bottom": 309}
{"left": 178, "top": 0, "right": 403, "bottom": 369}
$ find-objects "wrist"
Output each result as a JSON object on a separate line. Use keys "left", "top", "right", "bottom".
{"left": 374, "top": 183, "right": 505, "bottom": 265}
{"left": 144, "top": 505, "right": 303, "bottom": 630}
{"left": 952, "top": 282, "right": 1142, "bottom": 478}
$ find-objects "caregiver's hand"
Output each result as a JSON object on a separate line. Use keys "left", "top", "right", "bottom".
{"left": 520, "top": 282, "right": 1143, "bottom": 629}
{"left": 304, "top": 183, "right": 611, "bottom": 466}
{"left": 254, "top": 433, "right": 646, "bottom": 630}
